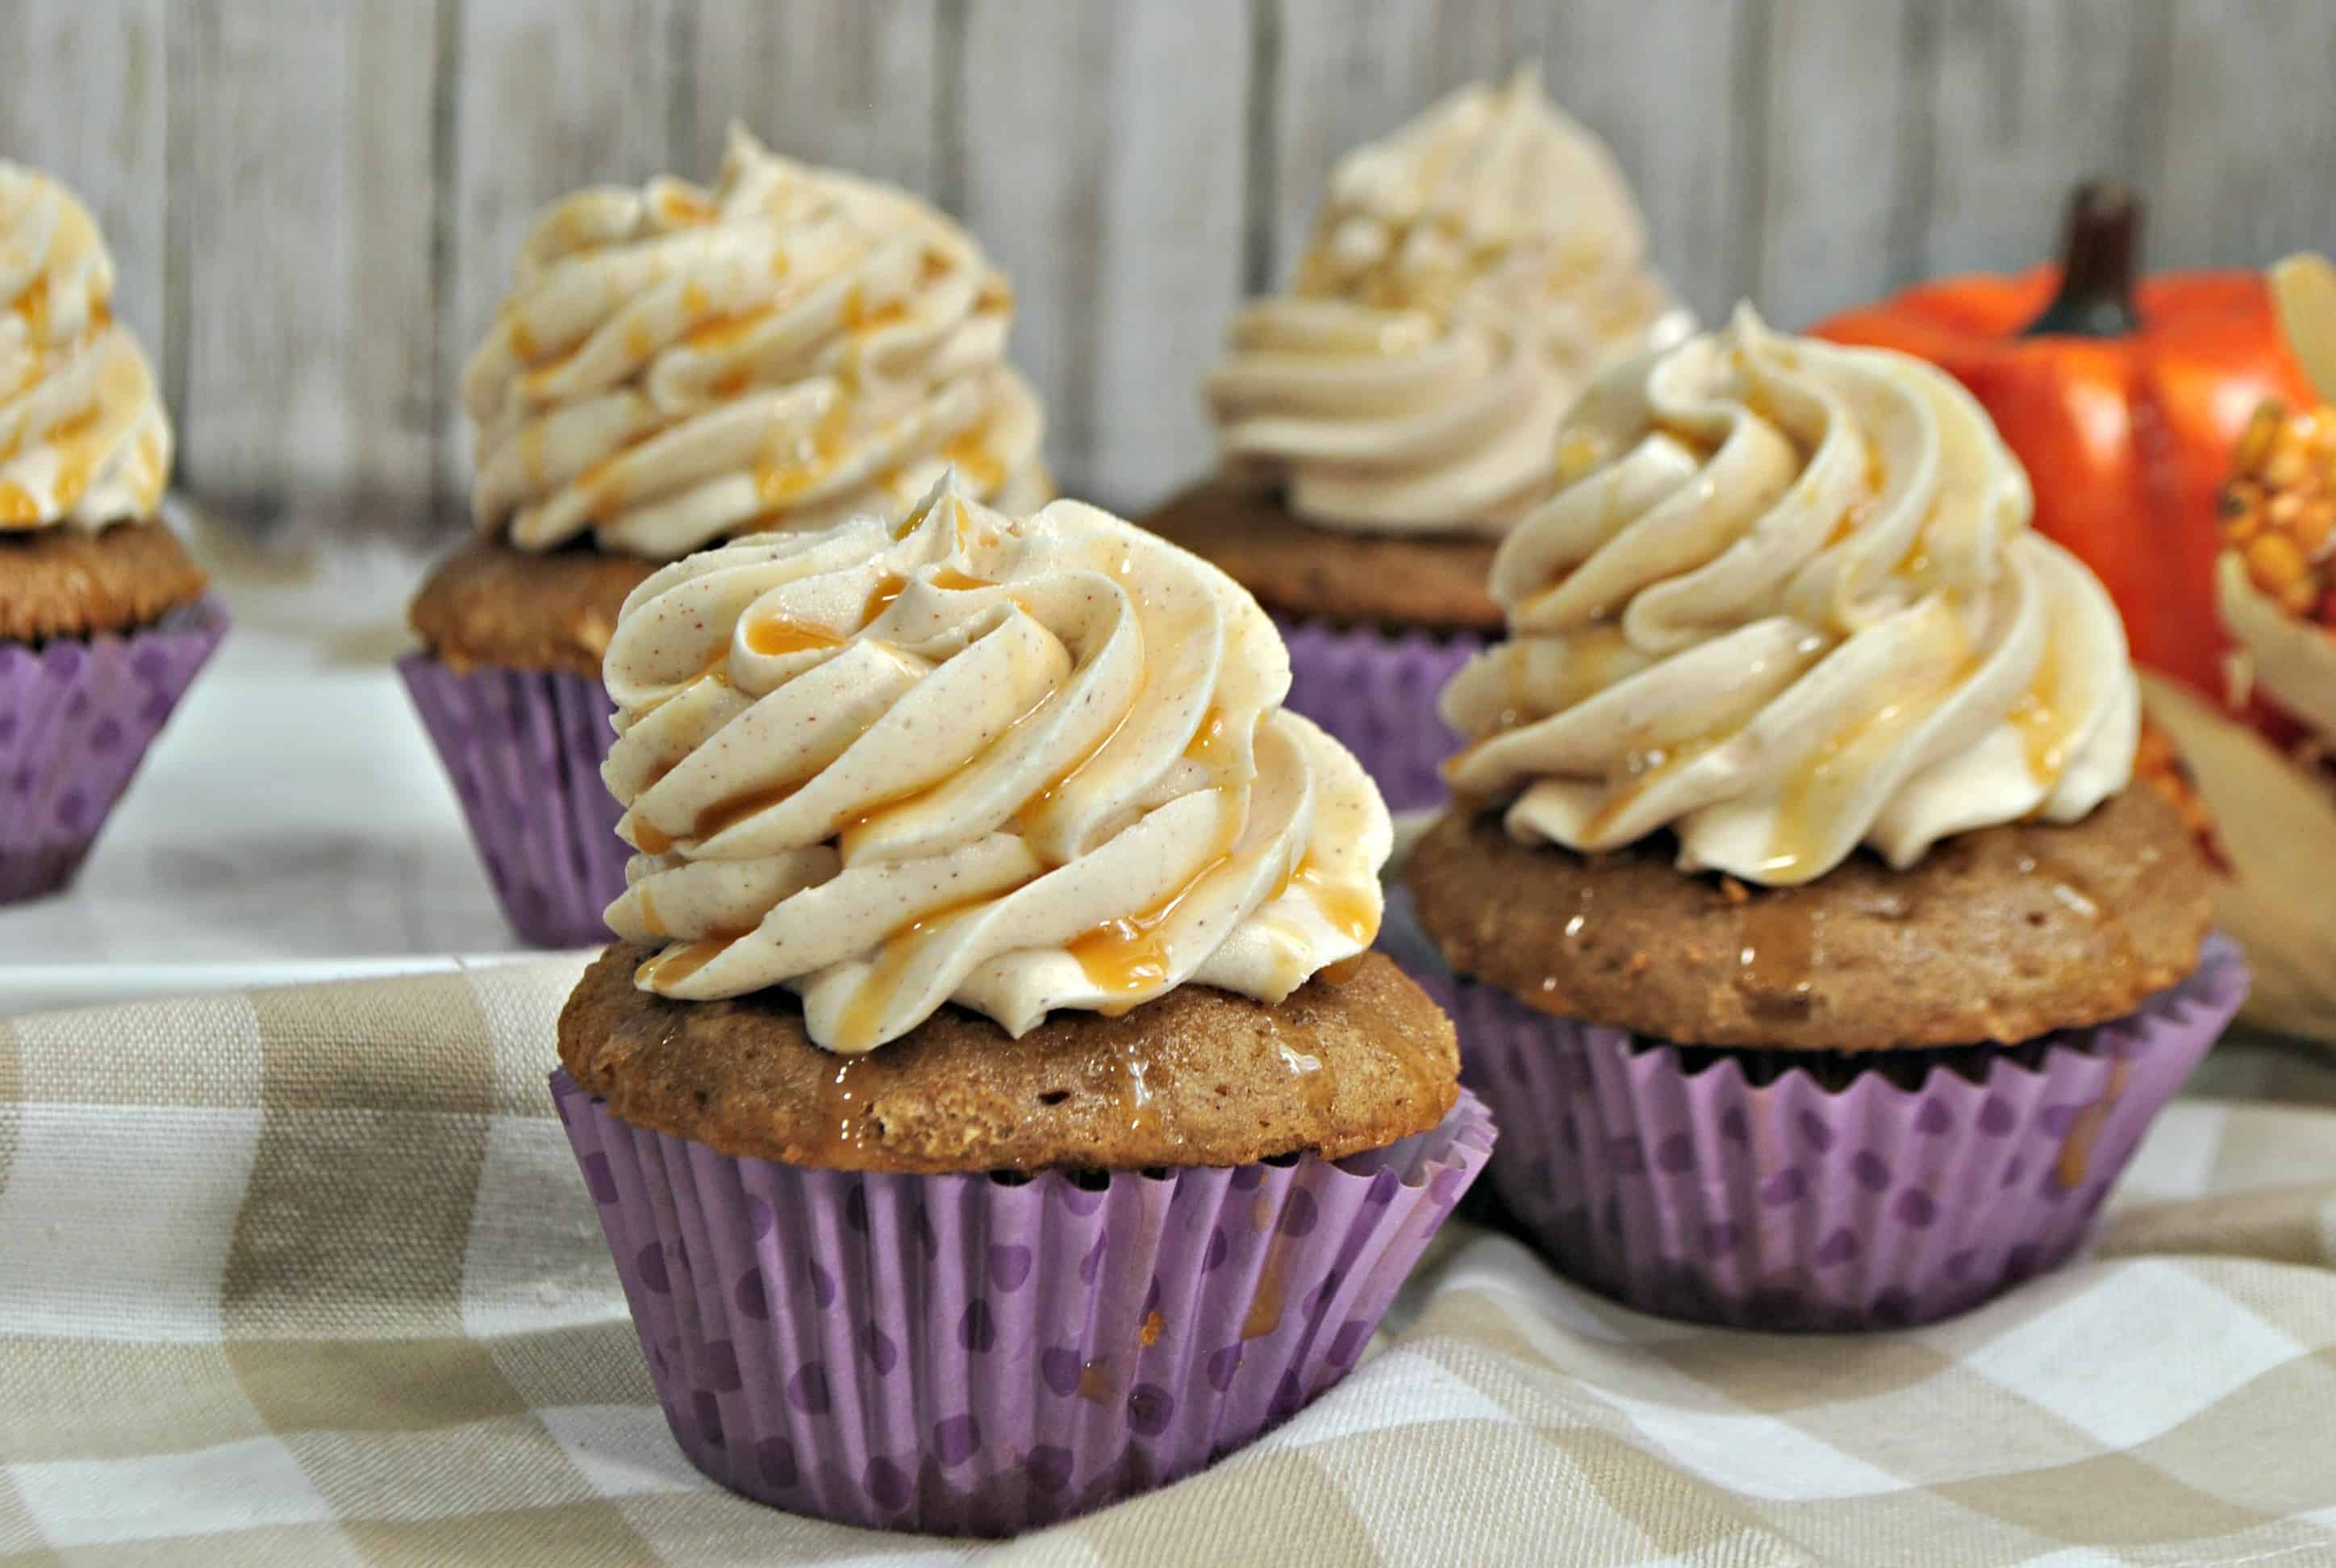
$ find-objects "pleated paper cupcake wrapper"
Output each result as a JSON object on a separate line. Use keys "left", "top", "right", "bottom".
{"left": 1275, "top": 617, "right": 1479, "bottom": 811}
{"left": 553, "top": 1071, "right": 1494, "bottom": 1537}
{"left": 0, "top": 598, "right": 227, "bottom": 903}
{"left": 398, "top": 654, "right": 626, "bottom": 948}
{"left": 1426, "top": 936, "right": 2246, "bottom": 1332}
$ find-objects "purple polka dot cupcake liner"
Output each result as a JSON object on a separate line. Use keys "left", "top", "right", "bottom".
{"left": 1419, "top": 936, "right": 2246, "bottom": 1332}
{"left": 551, "top": 1070, "right": 1493, "bottom": 1536}
{"left": 1275, "top": 618, "right": 1481, "bottom": 812}
{"left": 398, "top": 654, "right": 627, "bottom": 948}
{"left": 0, "top": 597, "right": 227, "bottom": 903}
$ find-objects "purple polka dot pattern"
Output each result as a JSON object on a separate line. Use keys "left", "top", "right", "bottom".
{"left": 932, "top": 1415, "right": 981, "bottom": 1466}
{"left": 1437, "top": 940, "right": 2245, "bottom": 1333}
{"left": 395, "top": 653, "right": 628, "bottom": 947}
{"left": 786, "top": 1362, "right": 832, "bottom": 1416}
{"left": 1274, "top": 617, "right": 1483, "bottom": 811}
{"left": 1126, "top": 1384, "right": 1174, "bottom": 1437}
{"left": 987, "top": 1245, "right": 1033, "bottom": 1292}
{"left": 1026, "top": 1445, "right": 1075, "bottom": 1494}
{"left": 578, "top": 1153, "right": 619, "bottom": 1204}
{"left": 0, "top": 599, "right": 227, "bottom": 905}
{"left": 863, "top": 1457, "right": 911, "bottom": 1512}
{"left": 549, "top": 1070, "right": 1494, "bottom": 1536}
{"left": 755, "top": 1437, "right": 799, "bottom": 1490}
{"left": 1040, "top": 1347, "right": 1081, "bottom": 1399}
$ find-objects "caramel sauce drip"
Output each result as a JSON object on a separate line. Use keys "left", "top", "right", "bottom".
{"left": 630, "top": 817, "right": 675, "bottom": 856}
{"left": 807, "top": 1057, "right": 875, "bottom": 1161}
{"left": 1139, "top": 1310, "right": 1165, "bottom": 1348}
{"left": 2055, "top": 1058, "right": 2131, "bottom": 1191}
{"left": 0, "top": 482, "right": 40, "bottom": 527}
{"left": 635, "top": 932, "right": 747, "bottom": 989}
{"left": 1583, "top": 736, "right": 1718, "bottom": 843}
{"left": 1277, "top": 1041, "right": 1336, "bottom": 1120}
{"left": 2006, "top": 638, "right": 2076, "bottom": 785}
{"left": 743, "top": 615, "right": 844, "bottom": 657}
{"left": 1077, "top": 1360, "right": 1115, "bottom": 1403}
{"left": 1104, "top": 1037, "right": 1166, "bottom": 1139}
{"left": 690, "top": 779, "right": 807, "bottom": 843}
{"left": 683, "top": 307, "right": 775, "bottom": 354}
{"left": 943, "top": 427, "right": 1004, "bottom": 492}
{"left": 1734, "top": 894, "right": 1816, "bottom": 1017}
{"left": 1242, "top": 1243, "right": 1290, "bottom": 1341}
{"left": 1289, "top": 861, "right": 1377, "bottom": 946}
{"left": 833, "top": 895, "right": 1004, "bottom": 1053}
{"left": 1317, "top": 954, "right": 1367, "bottom": 986}
{"left": 861, "top": 573, "right": 909, "bottom": 623}
{"left": 1068, "top": 829, "right": 1245, "bottom": 1009}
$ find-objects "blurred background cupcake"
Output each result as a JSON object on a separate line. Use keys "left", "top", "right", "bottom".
{"left": 403, "top": 126, "right": 1049, "bottom": 947}
{"left": 554, "top": 477, "right": 1488, "bottom": 1533}
{"left": 1409, "top": 306, "right": 2243, "bottom": 1331}
{"left": 1144, "top": 67, "right": 1688, "bottom": 812}
{"left": 0, "top": 163, "right": 224, "bottom": 903}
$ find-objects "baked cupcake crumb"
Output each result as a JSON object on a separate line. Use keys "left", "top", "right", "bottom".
{"left": 1409, "top": 785, "right": 2217, "bottom": 1053}
{"left": 560, "top": 946, "right": 1458, "bottom": 1172}
{"left": 0, "top": 523, "right": 209, "bottom": 643}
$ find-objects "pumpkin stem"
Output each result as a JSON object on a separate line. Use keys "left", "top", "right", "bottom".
{"left": 2023, "top": 181, "right": 2142, "bottom": 337}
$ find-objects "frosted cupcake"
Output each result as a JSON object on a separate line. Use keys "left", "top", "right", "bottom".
{"left": 404, "top": 127, "right": 1049, "bottom": 945}
{"left": 1145, "top": 68, "right": 1687, "bottom": 809}
{"left": 0, "top": 164, "right": 223, "bottom": 902}
{"left": 552, "top": 477, "right": 1489, "bottom": 1532}
{"left": 1408, "top": 307, "right": 2243, "bottom": 1330}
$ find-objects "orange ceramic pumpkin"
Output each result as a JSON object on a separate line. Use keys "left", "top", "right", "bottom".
{"left": 1812, "top": 184, "right": 2315, "bottom": 702}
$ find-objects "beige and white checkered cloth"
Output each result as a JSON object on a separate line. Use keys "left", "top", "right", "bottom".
{"left": 3, "top": 959, "right": 2334, "bottom": 1566}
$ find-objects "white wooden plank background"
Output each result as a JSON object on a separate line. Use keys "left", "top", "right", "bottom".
{"left": 1, "top": 0, "right": 2328, "bottom": 545}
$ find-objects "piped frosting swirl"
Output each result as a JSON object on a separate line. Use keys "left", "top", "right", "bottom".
{"left": 1206, "top": 68, "right": 1687, "bottom": 537}
{"left": 600, "top": 476, "right": 1390, "bottom": 1053}
{"left": 0, "top": 164, "right": 171, "bottom": 532}
{"left": 1442, "top": 306, "right": 2140, "bottom": 885}
{"left": 463, "top": 126, "right": 1047, "bottom": 561}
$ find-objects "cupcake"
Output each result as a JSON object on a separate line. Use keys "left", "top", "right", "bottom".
{"left": 0, "top": 164, "right": 224, "bottom": 903}
{"left": 404, "top": 126, "right": 1049, "bottom": 946}
{"left": 552, "top": 477, "right": 1491, "bottom": 1533}
{"left": 1408, "top": 306, "right": 2244, "bottom": 1332}
{"left": 1145, "top": 67, "right": 1687, "bottom": 810}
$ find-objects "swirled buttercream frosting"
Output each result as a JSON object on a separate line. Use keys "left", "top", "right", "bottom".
{"left": 463, "top": 126, "right": 1047, "bottom": 561}
{"left": 1206, "top": 68, "right": 1687, "bottom": 537}
{"left": 599, "top": 476, "right": 1390, "bottom": 1052}
{"left": 1442, "top": 305, "right": 2140, "bottom": 885}
{"left": 0, "top": 163, "right": 170, "bottom": 531}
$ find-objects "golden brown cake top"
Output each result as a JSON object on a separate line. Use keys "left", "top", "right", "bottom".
{"left": 1408, "top": 783, "right": 2215, "bottom": 1052}
{"left": 560, "top": 946, "right": 1458, "bottom": 1172}
{"left": 0, "top": 522, "right": 208, "bottom": 642}
{"left": 409, "top": 534, "right": 654, "bottom": 678}
{"left": 1141, "top": 479, "right": 1503, "bottom": 633}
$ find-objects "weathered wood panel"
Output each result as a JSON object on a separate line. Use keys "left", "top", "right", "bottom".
{"left": 440, "top": 0, "right": 687, "bottom": 509}
{"left": 2155, "top": 0, "right": 2336, "bottom": 272}
{"left": 171, "top": 1, "right": 440, "bottom": 540}
{"left": 685, "top": 0, "right": 944, "bottom": 198}
{"left": 1910, "top": 0, "right": 2163, "bottom": 281}
{"left": 1087, "top": 0, "right": 1253, "bottom": 509}
{"left": 953, "top": 0, "right": 1117, "bottom": 495}
{"left": 4, "top": 0, "right": 2334, "bottom": 542}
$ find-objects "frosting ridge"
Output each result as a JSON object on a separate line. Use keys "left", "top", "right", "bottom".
{"left": 1441, "top": 305, "right": 2140, "bottom": 885}
{"left": 1206, "top": 68, "right": 1687, "bottom": 537}
{"left": 600, "top": 476, "right": 1389, "bottom": 1052}
{"left": 0, "top": 164, "right": 171, "bottom": 532}
{"left": 464, "top": 126, "right": 1047, "bottom": 561}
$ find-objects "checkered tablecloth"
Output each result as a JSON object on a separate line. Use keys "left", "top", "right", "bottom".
{"left": 4, "top": 957, "right": 2334, "bottom": 1566}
